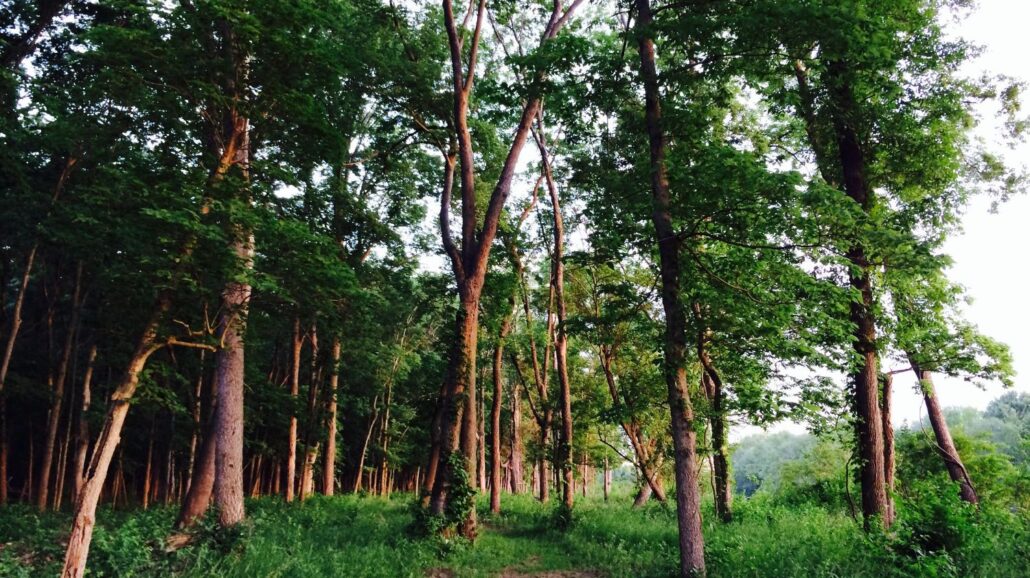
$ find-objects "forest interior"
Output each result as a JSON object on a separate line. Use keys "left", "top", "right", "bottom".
{"left": 2, "top": 0, "right": 1030, "bottom": 577}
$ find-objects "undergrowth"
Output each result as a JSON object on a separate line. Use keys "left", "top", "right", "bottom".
{"left": 0, "top": 485, "right": 1025, "bottom": 577}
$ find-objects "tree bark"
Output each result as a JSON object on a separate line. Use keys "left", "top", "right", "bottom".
{"left": 185, "top": 351, "right": 205, "bottom": 496}
{"left": 910, "top": 359, "right": 978, "bottom": 505}
{"left": 323, "top": 336, "right": 341, "bottom": 496}
{"left": 693, "top": 323, "right": 731, "bottom": 523}
{"left": 490, "top": 298, "right": 514, "bottom": 513}
{"left": 509, "top": 373, "right": 524, "bottom": 494}
{"left": 210, "top": 16, "right": 253, "bottom": 526}
{"left": 70, "top": 345, "right": 96, "bottom": 503}
{"left": 176, "top": 410, "right": 217, "bottom": 528}
{"left": 353, "top": 394, "right": 379, "bottom": 493}
{"left": 828, "top": 60, "right": 889, "bottom": 528}
{"left": 286, "top": 317, "right": 302, "bottom": 502}
{"left": 704, "top": 370, "right": 732, "bottom": 522}
{"left": 881, "top": 373, "right": 895, "bottom": 520}
{"left": 634, "top": 0, "right": 706, "bottom": 573}
{"left": 795, "top": 58, "right": 889, "bottom": 529}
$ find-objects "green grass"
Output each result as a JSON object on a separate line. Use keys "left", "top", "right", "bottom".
{"left": 1, "top": 488, "right": 1026, "bottom": 577}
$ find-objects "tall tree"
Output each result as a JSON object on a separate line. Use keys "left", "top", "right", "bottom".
{"left": 633, "top": 0, "right": 706, "bottom": 573}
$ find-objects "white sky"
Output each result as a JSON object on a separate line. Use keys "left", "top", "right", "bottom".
{"left": 886, "top": 0, "right": 1030, "bottom": 429}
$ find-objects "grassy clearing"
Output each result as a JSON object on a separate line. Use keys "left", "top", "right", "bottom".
{"left": 0, "top": 488, "right": 1026, "bottom": 577}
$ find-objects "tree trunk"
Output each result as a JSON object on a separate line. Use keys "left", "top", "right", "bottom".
{"left": 429, "top": 297, "right": 480, "bottom": 538}
{"left": 0, "top": 245, "right": 36, "bottom": 505}
{"left": 509, "top": 375, "right": 524, "bottom": 494}
{"left": 61, "top": 308, "right": 167, "bottom": 578}
{"left": 881, "top": 373, "right": 895, "bottom": 521}
{"left": 323, "top": 336, "right": 341, "bottom": 496}
{"left": 634, "top": 0, "right": 706, "bottom": 573}
{"left": 2, "top": 154, "right": 79, "bottom": 505}
{"left": 537, "top": 124, "right": 574, "bottom": 511}
{"left": 709, "top": 390, "right": 732, "bottom": 523}
{"left": 211, "top": 117, "right": 252, "bottom": 527}
{"left": 142, "top": 434, "right": 154, "bottom": 510}
{"left": 286, "top": 317, "right": 302, "bottom": 502}
{"left": 829, "top": 60, "right": 889, "bottom": 529}
{"left": 38, "top": 262, "right": 83, "bottom": 511}
{"left": 176, "top": 413, "right": 217, "bottom": 528}
{"left": 430, "top": 0, "right": 580, "bottom": 539}
{"left": 793, "top": 59, "right": 890, "bottom": 529}
{"left": 72, "top": 344, "right": 96, "bottom": 500}
{"left": 185, "top": 351, "right": 205, "bottom": 496}
{"left": 599, "top": 348, "right": 666, "bottom": 504}
{"left": 300, "top": 444, "right": 318, "bottom": 500}
{"left": 910, "top": 360, "right": 978, "bottom": 505}
{"left": 478, "top": 375, "right": 486, "bottom": 493}
{"left": 633, "top": 482, "right": 653, "bottom": 508}
{"left": 423, "top": 382, "right": 446, "bottom": 503}
{"left": 54, "top": 375, "right": 76, "bottom": 510}
{"left": 490, "top": 299, "right": 514, "bottom": 513}
{"left": 353, "top": 395, "right": 379, "bottom": 493}
{"left": 695, "top": 334, "right": 732, "bottom": 523}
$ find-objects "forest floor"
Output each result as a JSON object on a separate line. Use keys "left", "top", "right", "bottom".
{"left": 0, "top": 490, "right": 1026, "bottom": 577}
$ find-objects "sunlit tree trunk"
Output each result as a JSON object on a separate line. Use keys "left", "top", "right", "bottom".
{"left": 910, "top": 359, "right": 978, "bottom": 505}
{"left": 323, "top": 336, "right": 341, "bottom": 495}
{"left": 634, "top": 0, "right": 706, "bottom": 572}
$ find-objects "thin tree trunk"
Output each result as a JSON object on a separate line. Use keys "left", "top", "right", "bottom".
{"left": 38, "top": 262, "right": 83, "bottom": 510}
{"left": 71, "top": 346, "right": 97, "bottom": 503}
{"left": 477, "top": 372, "right": 486, "bottom": 493}
{"left": 54, "top": 384, "right": 75, "bottom": 510}
{"left": 323, "top": 336, "right": 341, "bottom": 496}
{"left": 286, "top": 317, "right": 302, "bottom": 502}
{"left": 142, "top": 434, "right": 154, "bottom": 510}
{"left": 185, "top": 351, "right": 205, "bottom": 495}
{"left": 804, "top": 59, "right": 889, "bottom": 528}
{"left": 300, "top": 444, "right": 318, "bottom": 500}
{"left": 795, "top": 59, "right": 891, "bottom": 527}
{"left": 22, "top": 428, "right": 34, "bottom": 503}
{"left": 353, "top": 395, "right": 379, "bottom": 493}
{"left": 249, "top": 453, "right": 263, "bottom": 497}
{"left": 911, "top": 360, "right": 978, "bottom": 505}
{"left": 599, "top": 347, "right": 666, "bottom": 503}
{"left": 301, "top": 321, "right": 320, "bottom": 501}
{"left": 536, "top": 121, "right": 574, "bottom": 511}
{"left": 423, "top": 382, "right": 446, "bottom": 504}
{"left": 635, "top": 0, "right": 705, "bottom": 572}
{"left": 509, "top": 375, "right": 524, "bottom": 494}
{"left": 695, "top": 329, "right": 732, "bottom": 523}
{"left": 881, "top": 373, "right": 895, "bottom": 520}
{"left": 490, "top": 301, "right": 514, "bottom": 513}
